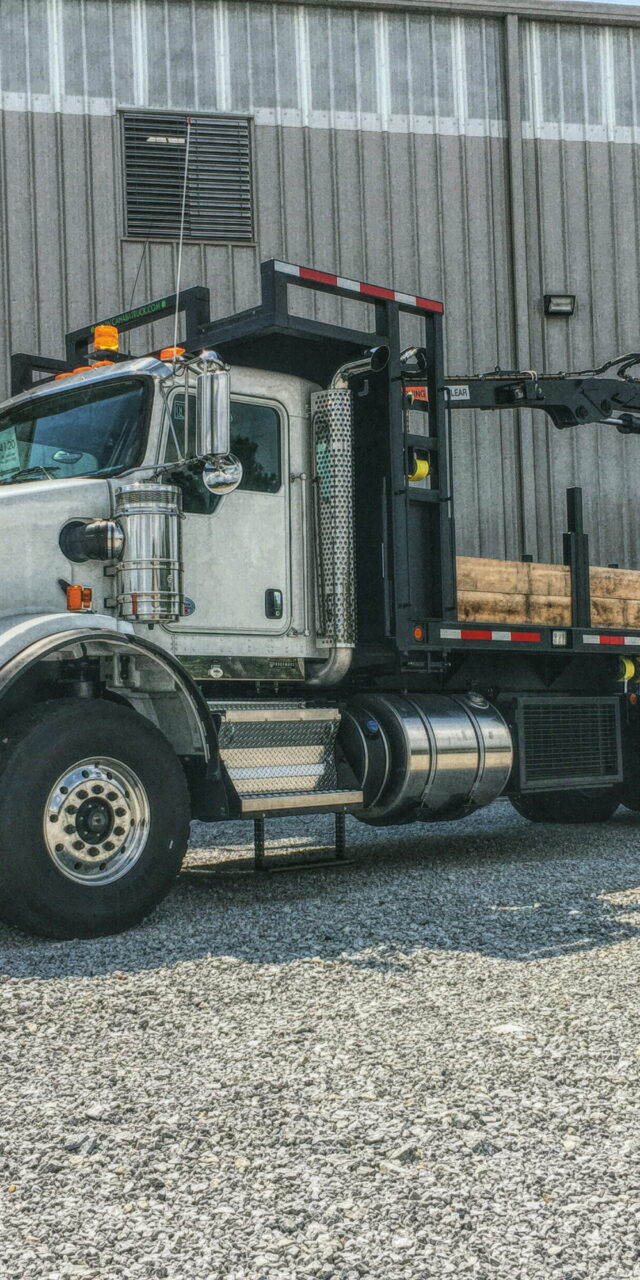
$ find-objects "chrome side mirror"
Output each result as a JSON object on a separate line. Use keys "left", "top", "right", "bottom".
{"left": 194, "top": 350, "right": 242, "bottom": 495}
{"left": 202, "top": 455, "right": 243, "bottom": 495}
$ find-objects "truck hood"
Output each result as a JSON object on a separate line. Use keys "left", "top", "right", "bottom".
{"left": 0, "top": 475, "right": 113, "bottom": 621}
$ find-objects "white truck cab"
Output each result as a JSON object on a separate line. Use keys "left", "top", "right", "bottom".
{"left": 0, "top": 357, "right": 324, "bottom": 678}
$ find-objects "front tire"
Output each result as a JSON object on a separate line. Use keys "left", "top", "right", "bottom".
{"left": 510, "top": 788, "right": 619, "bottom": 824}
{"left": 0, "top": 699, "right": 190, "bottom": 938}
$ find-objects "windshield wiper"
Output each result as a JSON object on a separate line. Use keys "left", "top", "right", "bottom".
{"left": 0, "top": 465, "right": 61, "bottom": 485}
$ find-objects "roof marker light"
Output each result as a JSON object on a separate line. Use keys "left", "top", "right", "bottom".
{"left": 92, "top": 324, "right": 120, "bottom": 353}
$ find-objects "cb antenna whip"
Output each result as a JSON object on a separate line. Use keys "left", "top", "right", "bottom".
{"left": 172, "top": 115, "right": 193, "bottom": 361}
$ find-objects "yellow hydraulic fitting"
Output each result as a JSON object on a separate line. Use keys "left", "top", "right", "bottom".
{"left": 617, "top": 656, "right": 636, "bottom": 683}
{"left": 407, "top": 456, "right": 430, "bottom": 482}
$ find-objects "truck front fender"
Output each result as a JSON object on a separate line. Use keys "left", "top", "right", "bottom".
{"left": 0, "top": 612, "right": 133, "bottom": 674}
{"left": 0, "top": 615, "right": 232, "bottom": 820}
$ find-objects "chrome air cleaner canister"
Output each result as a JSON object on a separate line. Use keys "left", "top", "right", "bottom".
{"left": 115, "top": 482, "right": 184, "bottom": 622}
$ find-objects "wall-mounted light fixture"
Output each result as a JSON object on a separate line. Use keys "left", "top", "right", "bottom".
{"left": 544, "top": 293, "right": 576, "bottom": 316}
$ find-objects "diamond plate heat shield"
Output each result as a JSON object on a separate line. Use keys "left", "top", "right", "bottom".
{"left": 217, "top": 712, "right": 340, "bottom": 796}
{"left": 311, "top": 389, "right": 357, "bottom": 649}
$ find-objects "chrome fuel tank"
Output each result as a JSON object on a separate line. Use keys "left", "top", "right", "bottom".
{"left": 339, "top": 692, "right": 513, "bottom": 824}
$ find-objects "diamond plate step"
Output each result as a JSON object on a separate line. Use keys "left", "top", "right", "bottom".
{"left": 210, "top": 702, "right": 362, "bottom": 815}
{"left": 240, "top": 789, "right": 362, "bottom": 816}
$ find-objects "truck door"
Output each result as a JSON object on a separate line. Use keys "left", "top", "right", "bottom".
{"left": 162, "top": 389, "right": 291, "bottom": 637}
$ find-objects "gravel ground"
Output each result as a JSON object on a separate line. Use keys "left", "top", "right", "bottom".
{"left": 2, "top": 802, "right": 640, "bottom": 1280}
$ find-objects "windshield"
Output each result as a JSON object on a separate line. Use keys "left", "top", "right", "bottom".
{"left": 0, "top": 377, "right": 149, "bottom": 484}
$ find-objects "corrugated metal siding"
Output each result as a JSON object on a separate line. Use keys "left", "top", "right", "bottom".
{"left": 517, "top": 18, "right": 640, "bottom": 567}
{"left": 0, "top": 1, "right": 507, "bottom": 135}
{"left": 1, "top": 1, "right": 640, "bottom": 567}
{"left": 521, "top": 19, "right": 640, "bottom": 143}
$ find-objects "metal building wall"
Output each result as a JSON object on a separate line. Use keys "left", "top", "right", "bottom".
{"left": 0, "top": 0, "right": 639, "bottom": 567}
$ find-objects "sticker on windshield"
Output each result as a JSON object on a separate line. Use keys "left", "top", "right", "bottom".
{"left": 0, "top": 426, "right": 20, "bottom": 477}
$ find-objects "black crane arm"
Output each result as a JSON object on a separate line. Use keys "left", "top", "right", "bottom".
{"left": 439, "top": 354, "right": 640, "bottom": 433}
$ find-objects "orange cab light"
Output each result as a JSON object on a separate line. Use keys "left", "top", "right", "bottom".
{"left": 55, "top": 361, "right": 112, "bottom": 380}
{"left": 413, "top": 625, "right": 425, "bottom": 641}
{"left": 160, "top": 346, "right": 186, "bottom": 360}
{"left": 66, "top": 585, "right": 93, "bottom": 612}
{"left": 92, "top": 324, "right": 119, "bottom": 352}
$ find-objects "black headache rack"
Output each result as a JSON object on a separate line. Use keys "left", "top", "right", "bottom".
{"left": 183, "top": 263, "right": 640, "bottom": 665}
{"left": 188, "top": 260, "right": 457, "bottom": 666}
{"left": 11, "top": 260, "right": 640, "bottom": 668}
{"left": 10, "top": 287, "right": 212, "bottom": 393}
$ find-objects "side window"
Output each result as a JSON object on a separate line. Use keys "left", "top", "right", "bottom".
{"left": 166, "top": 393, "right": 197, "bottom": 464}
{"left": 231, "top": 401, "right": 281, "bottom": 494}
{"left": 167, "top": 395, "right": 281, "bottom": 494}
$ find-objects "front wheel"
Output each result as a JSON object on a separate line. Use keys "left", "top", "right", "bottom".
{"left": 509, "top": 788, "right": 619, "bottom": 824}
{"left": 0, "top": 698, "right": 190, "bottom": 938}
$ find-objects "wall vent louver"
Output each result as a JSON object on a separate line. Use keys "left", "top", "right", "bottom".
{"left": 123, "top": 112, "right": 253, "bottom": 244}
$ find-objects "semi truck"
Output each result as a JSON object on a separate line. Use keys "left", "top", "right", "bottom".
{"left": 2, "top": 259, "right": 640, "bottom": 938}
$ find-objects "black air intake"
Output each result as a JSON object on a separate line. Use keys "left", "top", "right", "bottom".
{"left": 515, "top": 697, "right": 621, "bottom": 791}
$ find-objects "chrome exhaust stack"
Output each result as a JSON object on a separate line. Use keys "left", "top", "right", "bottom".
{"left": 307, "top": 346, "right": 389, "bottom": 687}
{"left": 330, "top": 345, "right": 389, "bottom": 390}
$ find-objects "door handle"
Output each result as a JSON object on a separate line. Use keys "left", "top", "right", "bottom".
{"left": 265, "top": 588, "right": 284, "bottom": 619}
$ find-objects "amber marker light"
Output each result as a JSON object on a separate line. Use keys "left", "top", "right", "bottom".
{"left": 413, "top": 625, "right": 425, "bottom": 641}
{"left": 160, "top": 346, "right": 186, "bottom": 360}
{"left": 93, "top": 324, "right": 120, "bottom": 352}
{"left": 66, "top": 585, "right": 93, "bottom": 612}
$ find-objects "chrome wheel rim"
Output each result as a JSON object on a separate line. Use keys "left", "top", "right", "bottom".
{"left": 43, "top": 757, "right": 150, "bottom": 885}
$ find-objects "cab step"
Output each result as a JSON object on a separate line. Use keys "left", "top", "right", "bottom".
{"left": 208, "top": 702, "right": 363, "bottom": 818}
{"left": 239, "top": 789, "right": 362, "bottom": 816}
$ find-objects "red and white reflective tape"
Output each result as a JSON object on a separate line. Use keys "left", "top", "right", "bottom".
{"left": 274, "top": 261, "right": 444, "bottom": 314}
{"left": 583, "top": 633, "right": 640, "bottom": 647}
{"left": 440, "top": 628, "right": 541, "bottom": 643}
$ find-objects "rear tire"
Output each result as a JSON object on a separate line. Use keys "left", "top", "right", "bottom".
{"left": 0, "top": 698, "right": 190, "bottom": 938}
{"left": 510, "top": 788, "right": 619, "bottom": 824}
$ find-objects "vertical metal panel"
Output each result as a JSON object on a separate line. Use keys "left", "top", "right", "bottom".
{"left": 251, "top": 122, "right": 519, "bottom": 558}
{"left": 518, "top": 18, "right": 640, "bottom": 568}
